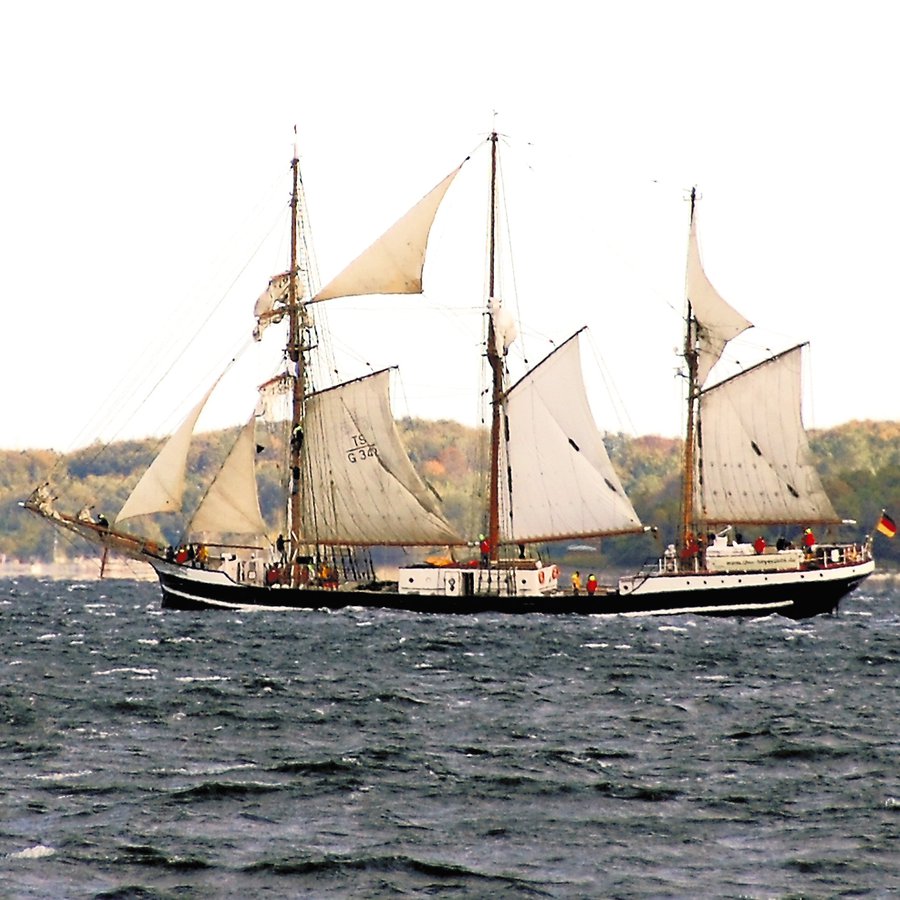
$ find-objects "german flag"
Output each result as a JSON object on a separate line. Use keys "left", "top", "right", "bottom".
{"left": 876, "top": 512, "right": 897, "bottom": 539}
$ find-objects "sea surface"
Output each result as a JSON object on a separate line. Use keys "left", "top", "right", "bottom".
{"left": 1, "top": 578, "right": 897, "bottom": 899}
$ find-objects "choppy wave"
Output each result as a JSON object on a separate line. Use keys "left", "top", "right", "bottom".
{"left": 0, "top": 578, "right": 897, "bottom": 898}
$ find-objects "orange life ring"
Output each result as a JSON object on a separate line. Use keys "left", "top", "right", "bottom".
{"left": 551, "top": 565, "right": 560, "bottom": 580}
{"left": 538, "top": 570, "right": 546, "bottom": 584}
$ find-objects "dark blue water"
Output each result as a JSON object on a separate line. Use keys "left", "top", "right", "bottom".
{"left": 1, "top": 578, "right": 897, "bottom": 898}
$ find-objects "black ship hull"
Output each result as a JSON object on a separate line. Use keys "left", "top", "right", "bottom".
{"left": 153, "top": 559, "right": 873, "bottom": 619}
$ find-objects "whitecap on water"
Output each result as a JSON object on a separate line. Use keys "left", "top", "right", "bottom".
{"left": 31, "top": 770, "right": 92, "bottom": 781}
{"left": 93, "top": 667, "right": 159, "bottom": 677}
{"left": 7, "top": 845, "right": 56, "bottom": 860}
{"left": 174, "top": 675, "right": 229, "bottom": 683}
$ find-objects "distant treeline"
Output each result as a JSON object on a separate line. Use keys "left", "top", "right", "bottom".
{"left": 3, "top": 418, "right": 898, "bottom": 568}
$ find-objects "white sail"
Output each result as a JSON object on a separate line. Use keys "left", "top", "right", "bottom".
{"left": 188, "top": 415, "right": 268, "bottom": 537}
{"left": 116, "top": 384, "right": 216, "bottom": 522}
{"left": 698, "top": 344, "right": 839, "bottom": 524}
{"left": 500, "top": 331, "right": 643, "bottom": 543}
{"left": 311, "top": 166, "right": 463, "bottom": 303}
{"left": 299, "top": 369, "right": 462, "bottom": 545}
{"left": 687, "top": 213, "right": 752, "bottom": 385}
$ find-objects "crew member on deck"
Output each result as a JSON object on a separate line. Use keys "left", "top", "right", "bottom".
{"left": 802, "top": 528, "right": 816, "bottom": 551}
{"left": 479, "top": 534, "right": 491, "bottom": 567}
{"left": 586, "top": 574, "right": 598, "bottom": 595}
{"left": 753, "top": 535, "right": 766, "bottom": 554}
{"left": 664, "top": 543, "right": 677, "bottom": 572}
{"left": 571, "top": 571, "right": 582, "bottom": 595}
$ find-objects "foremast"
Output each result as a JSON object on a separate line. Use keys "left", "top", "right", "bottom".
{"left": 287, "top": 135, "right": 310, "bottom": 577}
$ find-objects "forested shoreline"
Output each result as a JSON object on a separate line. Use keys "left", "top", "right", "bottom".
{"left": 2, "top": 418, "right": 898, "bottom": 568}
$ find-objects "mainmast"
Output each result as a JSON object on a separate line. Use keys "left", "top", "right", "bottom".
{"left": 680, "top": 187, "right": 699, "bottom": 551}
{"left": 287, "top": 135, "right": 307, "bottom": 566}
{"left": 486, "top": 131, "right": 502, "bottom": 563}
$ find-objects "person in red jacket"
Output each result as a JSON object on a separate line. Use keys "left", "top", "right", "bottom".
{"left": 479, "top": 534, "right": 491, "bottom": 566}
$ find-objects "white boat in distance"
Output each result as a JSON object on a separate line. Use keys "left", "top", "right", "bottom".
{"left": 25, "top": 135, "right": 875, "bottom": 616}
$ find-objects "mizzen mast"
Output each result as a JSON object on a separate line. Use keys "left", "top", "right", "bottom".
{"left": 486, "top": 131, "right": 502, "bottom": 564}
{"left": 680, "top": 186, "right": 700, "bottom": 551}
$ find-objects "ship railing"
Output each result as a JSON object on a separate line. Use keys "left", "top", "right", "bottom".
{"left": 810, "top": 542, "right": 870, "bottom": 569}
{"left": 628, "top": 557, "right": 669, "bottom": 588}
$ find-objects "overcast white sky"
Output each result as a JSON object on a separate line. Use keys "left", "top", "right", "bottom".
{"left": 2, "top": 1, "right": 898, "bottom": 452}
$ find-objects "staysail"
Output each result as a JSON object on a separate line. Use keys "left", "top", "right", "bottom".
{"left": 499, "top": 331, "right": 643, "bottom": 543}
{"left": 116, "top": 383, "right": 217, "bottom": 522}
{"left": 698, "top": 344, "right": 839, "bottom": 524}
{"left": 310, "top": 166, "right": 463, "bottom": 303}
{"left": 188, "top": 414, "right": 268, "bottom": 537}
{"left": 686, "top": 211, "right": 752, "bottom": 386}
{"left": 299, "top": 369, "right": 463, "bottom": 546}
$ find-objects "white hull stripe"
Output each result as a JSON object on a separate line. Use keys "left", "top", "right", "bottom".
{"left": 163, "top": 580, "right": 796, "bottom": 618}
{"left": 162, "top": 584, "right": 301, "bottom": 612}
{"left": 614, "top": 599, "right": 794, "bottom": 618}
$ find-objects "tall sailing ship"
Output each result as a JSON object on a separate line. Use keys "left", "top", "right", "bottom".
{"left": 25, "top": 135, "right": 875, "bottom": 616}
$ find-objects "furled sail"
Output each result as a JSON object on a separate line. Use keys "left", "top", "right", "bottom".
{"left": 116, "top": 384, "right": 217, "bottom": 522}
{"left": 698, "top": 344, "right": 839, "bottom": 524}
{"left": 499, "top": 331, "right": 643, "bottom": 543}
{"left": 254, "top": 272, "right": 290, "bottom": 317}
{"left": 687, "top": 213, "right": 752, "bottom": 386}
{"left": 490, "top": 298, "right": 518, "bottom": 356}
{"left": 310, "top": 166, "right": 463, "bottom": 303}
{"left": 299, "top": 369, "right": 463, "bottom": 545}
{"left": 253, "top": 272, "right": 290, "bottom": 341}
{"left": 187, "top": 415, "right": 268, "bottom": 537}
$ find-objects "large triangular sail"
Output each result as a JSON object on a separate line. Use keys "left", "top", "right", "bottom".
{"left": 310, "top": 166, "right": 464, "bottom": 303}
{"left": 187, "top": 414, "right": 268, "bottom": 537}
{"left": 299, "top": 369, "right": 462, "bottom": 546}
{"left": 687, "top": 211, "right": 752, "bottom": 386}
{"left": 698, "top": 344, "right": 839, "bottom": 524}
{"left": 116, "top": 383, "right": 217, "bottom": 522}
{"left": 499, "top": 331, "right": 643, "bottom": 543}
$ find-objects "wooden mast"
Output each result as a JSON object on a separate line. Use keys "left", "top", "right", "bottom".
{"left": 680, "top": 186, "right": 699, "bottom": 553}
{"left": 287, "top": 133, "right": 306, "bottom": 574}
{"left": 486, "top": 131, "right": 502, "bottom": 563}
